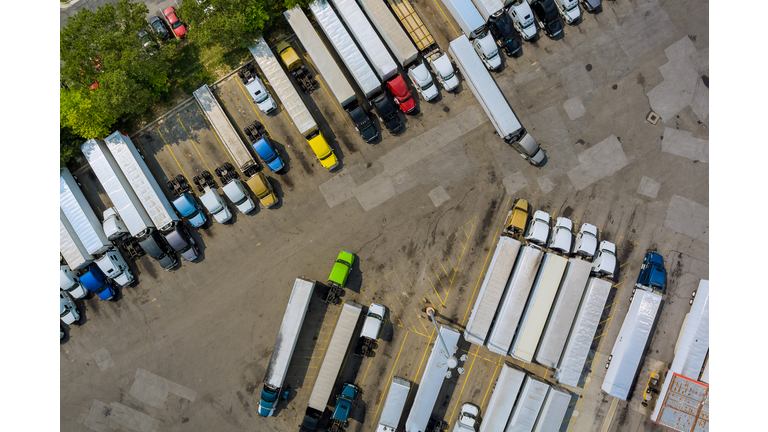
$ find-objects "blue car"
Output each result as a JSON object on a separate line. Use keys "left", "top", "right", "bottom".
{"left": 636, "top": 251, "right": 666, "bottom": 293}
{"left": 252, "top": 137, "right": 285, "bottom": 173}
{"left": 80, "top": 266, "right": 115, "bottom": 301}
{"left": 172, "top": 193, "right": 207, "bottom": 228}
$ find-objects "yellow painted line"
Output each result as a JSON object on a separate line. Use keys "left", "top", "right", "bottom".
{"left": 383, "top": 289, "right": 405, "bottom": 328}
{"left": 360, "top": 357, "right": 373, "bottom": 386}
{"left": 461, "top": 196, "right": 513, "bottom": 325}
{"left": 480, "top": 362, "right": 502, "bottom": 411}
{"left": 294, "top": 42, "right": 350, "bottom": 129}
{"left": 413, "top": 327, "right": 436, "bottom": 383}
{"left": 234, "top": 69, "right": 273, "bottom": 137}
{"left": 432, "top": 0, "right": 459, "bottom": 37}
{"left": 154, "top": 128, "right": 192, "bottom": 186}
{"left": 426, "top": 273, "right": 446, "bottom": 305}
{"left": 358, "top": 284, "right": 373, "bottom": 306}
{"left": 448, "top": 345, "right": 480, "bottom": 428}
{"left": 385, "top": 273, "right": 421, "bottom": 333}
{"left": 368, "top": 330, "right": 409, "bottom": 432}
{"left": 593, "top": 332, "right": 607, "bottom": 340}
{"left": 192, "top": 100, "right": 236, "bottom": 169}
{"left": 598, "top": 317, "right": 612, "bottom": 326}
{"left": 176, "top": 117, "right": 218, "bottom": 185}
{"left": 437, "top": 257, "right": 451, "bottom": 284}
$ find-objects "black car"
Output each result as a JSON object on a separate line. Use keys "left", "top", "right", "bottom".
{"left": 531, "top": 0, "right": 563, "bottom": 38}
{"left": 348, "top": 105, "right": 378, "bottom": 142}
{"left": 489, "top": 14, "right": 523, "bottom": 57}
{"left": 372, "top": 93, "right": 403, "bottom": 134}
{"left": 149, "top": 16, "right": 170, "bottom": 41}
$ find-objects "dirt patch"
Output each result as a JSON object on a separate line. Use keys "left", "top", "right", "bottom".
{"left": 474, "top": 198, "right": 500, "bottom": 249}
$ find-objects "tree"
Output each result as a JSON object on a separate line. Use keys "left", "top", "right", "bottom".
{"left": 60, "top": 0, "right": 176, "bottom": 138}
{"left": 60, "top": 125, "right": 87, "bottom": 167}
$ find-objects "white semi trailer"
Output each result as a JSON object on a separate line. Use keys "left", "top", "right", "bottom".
{"left": 60, "top": 167, "right": 112, "bottom": 256}
{"left": 60, "top": 210, "right": 93, "bottom": 270}
{"left": 479, "top": 363, "right": 526, "bottom": 432}
{"left": 375, "top": 376, "right": 411, "bottom": 432}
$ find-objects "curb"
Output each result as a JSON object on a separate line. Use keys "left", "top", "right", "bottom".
{"left": 60, "top": 0, "right": 83, "bottom": 10}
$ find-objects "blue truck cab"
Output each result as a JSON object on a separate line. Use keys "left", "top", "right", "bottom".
{"left": 172, "top": 193, "right": 207, "bottom": 228}
{"left": 252, "top": 137, "right": 285, "bottom": 173}
{"left": 258, "top": 386, "right": 279, "bottom": 417}
{"left": 330, "top": 383, "right": 359, "bottom": 429}
{"left": 636, "top": 251, "right": 667, "bottom": 293}
{"left": 80, "top": 266, "right": 116, "bottom": 301}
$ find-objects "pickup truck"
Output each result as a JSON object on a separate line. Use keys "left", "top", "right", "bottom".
{"left": 329, "top": 384, "right": 360, "bottom": 432}
{"left": 325, "top": 250, "right": 356, "bottom": 303}
{"left": 358, "top": 303, "right": 386, "bottom": 356}
{"left": 503, "top": 198, "right": 531, "bottom": 235}
{"left": 636, "top": 251, "right": 666, "bottom": 293}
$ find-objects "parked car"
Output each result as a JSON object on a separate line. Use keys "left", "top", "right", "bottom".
{"left": 525, "top": 210, "right": 551, "bottom": 245}
{"left": 149, "top": 16, "right": 170, "bottom": 40}
{"left": 164, "top": 225, "right": 199, "bottom": 262}
{"left": 592, "top": 240, "right": 616, "bottom": 277}
{"left": 407, "top": 62, "right": 438, "bottom": 101}
{"left": 372, "top": 93, "right": 403, "bottom": 134}
{"left": 489, "top": 13, "right": 523, "bottom": 57}
{"left": 60, "top": 290, "right": 80, "bottom": 326}
{"left": 386, "top": 76, "right": 417, "bottom": 114}
{"left": 548, "top": 217, "right": 573, "bottom": 254}
{"left": 636, "top": 251, "right": 666, "bottom": 293}
{"left": 163, "top": 7, "right": 187, "bottom": 39}
{"left": 573, "top": 223, "right": 598, "bottom": 258}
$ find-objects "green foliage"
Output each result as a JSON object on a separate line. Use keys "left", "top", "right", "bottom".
{"left": 60, "top": 125, "right": 86, "bottom": 167}
{"left": 60, "top": 88, "right": 119, "bottom": 139}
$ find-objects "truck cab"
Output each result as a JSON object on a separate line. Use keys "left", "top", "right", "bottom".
{"left": 530, "top": 0, "right": 564, "bottom": 38}
{"left": 307, "top": 131, "right": 339, "bottom": 171}
{"left": 326, "top": 250, "right": 356, "bottom": 304}
{"left": 245, "top": 171, "right": 278, "bottom": 208}
{"left": 138, "top": 231, "right": 179, "bottom": 270}
{"left": 163, "top": 225, "right": 199, "bottom": 261}
{"left": 199, "top": 189, "right": 232, "bottom": 224}
{"left": 172, "top": 193, "right": 207, "bottom": 228}
{"left": 503, "top": 198, "right": 531, "bottom": 235}
{"left": 331, "top": 384, "right": 360, "bottom": 429}
{"left": 222, "top": 179, "right": 256, "bottom": 214}
{"left": 555, "top": 0, "right": 581, "bottom": 24}
{"left": 95, "top": 248, "right": 135, "bottom": 287}
{"left": 240, "top": 64, "right": 277, "bottom": 114}
{"left": 60, "top": 265, "right": 89, "bottom": 299}
{"left": 80, "top": 265, "right": 116, "bottom": 301}
{"left": 60, "top": 290, "right": 80, "bottom": 325}
{"left": 509, "top": 132, "right": 545, "bottom": 165}
{"left": 102, "top": 207, "right": 130, "bottom": 241}
{"left": 407, "top": 62, "right": 439, "bottom": 101}
{"left": 637, "top": 251, "right": 666, "bottom": 293}
{"left": 372, "top": 93, "right": 403, "bottom": 134}
{"left": 259, "top": 386, "right": 279, "bottom": 417}
{"left": 251, "top": 137, "right": 285, "bottom": 172}
{"left": 359, "top": 303, "right": 386, "bottom": 356}
{"left": 592, "top": 240, "right": 616, "bottom": 277}
{"left": 428, "top": 53, "right": 460, "bottom": 92}
{"left": 386, "top": 75, "right": 417, "bottom": 114}
{"left": 453, "top": 403, "right": 479, "bottom": 431}
{"left": 489, "top": 13, "right": 523, "bottom": 57}
{"left": 276, "top": 41, "right": 316, "bottom": 92}
{"left": 472, "top": 34, "right": 502, "bottom": 70}
{"left": 349, "top": 105, "right": 378, "bottom": 142}
{"left": 509, "top": 1, "right": 538, "bottom": 41}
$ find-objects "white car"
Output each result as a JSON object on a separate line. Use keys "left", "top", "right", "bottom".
{"left": 592, "top": 240, "right": 617, "bottom": 277}
{"left": 60, "top": 290, "right": 80, "bottom": 325}
{"left": 573, "top": 223, "right": 598, "bottom": 258}
{"left": 453, "top": 403, "right": 479, "bottom": 431}
{"left": 428, "top": 54, "right": 460, "bottom": 92}
{"left": 407, "top": 62, "right": 439, "bottom": 101}
{"left": 525, "top": 210, "right": 551, "bottom": 245}
{"left": 548, "top": 217, "right": 574, "bottom": 254}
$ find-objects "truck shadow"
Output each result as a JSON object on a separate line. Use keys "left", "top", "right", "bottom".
{"left": 60, "top": 322, "right": 71, "bottom": 345}
{"left": 427, "top": 337, "right": 472, "bottom": 424}
{"left": 344, "top": 256, "right": 364, "bottom": 295}
{"left": 263, "top": 177, "right": 284, "bottom": 210}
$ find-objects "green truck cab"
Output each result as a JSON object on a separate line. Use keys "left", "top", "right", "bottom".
{"left": 325, "top": 250, "right": 356, "bottom": 304}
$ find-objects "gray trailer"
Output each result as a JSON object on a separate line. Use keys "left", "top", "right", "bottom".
{"left": 329, "top": 0, "right": 399, "bottom": 81}
{"left": 479, "top": 363, "right": 526, "bottom": 432}
{"left": 442, "top": 0, "right": 487, "bottom": 38}
{"left": 376, "top": 377, "right": 411, "bottom": 432}
{"left": 486, "top": 244, "right": 544, "bottom": 356}
{"left": 601, "top": 287, "right": 663, "bottom": 400}
{"left": 60, "top": 210, "right": 93, "bottom": 270}
{"left": 302, "top": 301, "right": 363, "bottom": 429}
{"left": 535, "top": 258, "right": 592, "bottom": 368}
{"left": 464, "top": 236, "right": 522, "bottom": 346}
{"left": 506, "top": 375, "right": 548, "bottom": 432}
{"left": 60, "top": 167, "right": 112, "bottom": 256}
{"left": 104, "top": 131, "right": 179, "bottom": 233}
{"left": 405, "top": 325, "right": 462, "bottom": 432}
{"left": 358, "top": 0, "right": 419, "bottom": 67}
{"left": 448, "top": 35, "right": 544, "bottom": 165}
{"left": 471, "top": 0, "right": 506, "bottom": 22}
{"left": 532, "top": 385, "right": 571, "bottom": 432}
{"left": 80, "top": 139, "right": 154, "bottom": 239}
{"left": 308, "top": 0, "right": 381, "bottom": 99}
{"left": 555, "top": 277, "right": 612, "bottom": 387}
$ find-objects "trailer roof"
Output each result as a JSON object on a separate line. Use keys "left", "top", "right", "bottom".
{"left": 464, "top": 236, "right": 522, "bottom": 346}
{"left": 441, "top": 0, "right": 486, "bottom": 36}
{"left": 330, "top": 0, "right": 398, "bottom": 81}
{"left": 386, "top": 0, "right": 436, "bottom": 51}
{"left": 60, "top": 168, "right": 111, "bottom": 256}
{"left": 448, "top": 36, "right": 523, "bottom": 138}
{"left": 264, "top": 278, "right": 316, "bottom": 388}
{"left": 378, "top": 376, "right": 411, "bottom": 428}
{"left": 601, "top": 288, "right": 662, "bottom": 400}
{"left": 358, "top": 0, "right": 418, "bottom": 67}
{"left": 249, "top": 37, "right": 317, "bottom": 136}
{"left": 306, "top": 301, "right": 363, "bottom": 411}
{"left": 652, "top": 374, "right": 709, "bottom": 432}
{"left": 532, "top": 385, "right": 571, "bottom": 432}
{"left": 478, "top": 363, "right": 525, "bottom": 432}
{"left": 60, "top": 210, "right": 93, "bottom": 270}
{"left": 192, "top": 85, "right": 255, "bottom": 172}
{"left": 507, "top": 375, "right": 549, "bottom": 431}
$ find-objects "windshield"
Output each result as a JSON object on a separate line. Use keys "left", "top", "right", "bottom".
{"left": 234, "top": 195, "right": 249, "bottom": 206}
{"left": 566, "top": 1, "right": 578, "bottom": 10}
{"left": 464, "top": 412, "right": 476, "bottom": 420}
{"left": 368, "top": 313, "right": 382, "bottom": 321}
{"left": 172, "top": 22, "right": 182, "bottom": 29}
{"left": 584, "top": 231, "right": 597, "bottom": 238}
{"left": 487, "top": 50, "right": 499, "bottom": 60}
{"left": 443, "top": 72, "right": 455, "bottom": 80}
{"left": 60, "top": 310, "right": 68, "bottom": 318}
{"left": 253, "top": 90, "right": 268, "bottom": 103}
{"left": 422, "top": 81, "right": 434, "bottom": 90}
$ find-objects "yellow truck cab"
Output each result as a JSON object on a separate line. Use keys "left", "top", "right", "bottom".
{"left": 276, "top": 41, "right": 316, "bottom": 92}
{"left": 245, "top": 171, "right": 278, "bottom": 208}
{"left": 504, "top": 198, "right": 531, "bottom": 235}
{"left": 307, "top": 130, "right": 338, "bottom": 171}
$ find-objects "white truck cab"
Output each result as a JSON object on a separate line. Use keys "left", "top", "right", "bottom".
{"left": 95, "top": 248, "right": 135, "bottom": 287}
{"left": 525, "top": 210, "right": 551, "bottom": 245}
{"left": 509, "top": 1, "right": 538, "bottom": 40}
{"left": 222, "top": 179, "right": 256, "bottom": 214}
{"left": 555, "top": 0, "right": 581, "bottom": 24}
{"left": 102, "top": 207, "right": 130, "bottom": 241}
{"left": 453, "top": 403, "right": 479, "bottom": 431}
{"left": 200, "top": 189, "right": 233, "bottom": 223}
{"left": 60, "top": 290, "right": 80, "bottom": 325}
{"left": 473, "top": 34, "right": 501, "bottom": 70}
{"left": 592, "top": 240, "right": 616, "bottom": 277}
{"left": 243, "top": 69, "right": 278, "bottom": 115}
{"left": 511, "top": 133, "right": 545, "bottom": 165}
{"left": 359, "top": 303, "right": 386, "bottom": 356}
{"left": 60, "top": 265, "right": 89, "bottom": 299}
{"left": 407, "top": 62, "right": 439, "bottom": 101}
{"left": 428, "top": 54, "right": 460, "bottom": 92}
{"left": 549, "top": 217, "right": 574, "bottom": 254}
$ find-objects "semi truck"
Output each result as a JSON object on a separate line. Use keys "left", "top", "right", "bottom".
{"left": 249, "top": 36, "right": 339, "bottom": 172}
{"left": 259, "top": 277, "right": 316, "bottom": 417}
{"left": 486, "top": 244, "right": 544, "bottom": 356}
{"left": 94, "top": 247, "right": 135, "bottom": 287}
{"left": 471, "top": 0, "right": 506, "bottom": 21}
{"left": 60, "top": 167, "right": 112, "bottom": 256}
{"left": 101, "top": 207, "right": 130, "bottom": 241}
{"left": 302, "top": 301, "right": 363, "bottom": 431}
{"left": 448, "top": 35, "right": 545, "bottom": 165}
{"left": 535, "top": 258, "right": 592, "bottom": 368}
{"left": 60, "top": 210, "right": 93, "bottom": 270}
{"left": 192, "top": 170, "right": 232, "bottom": 224}
{"left": 283, "top": 7, "right": 378, "bottom": 143}
{"left": 238, "top": 63, "right": 278, "bottom": 114}
{"left": 79, "top": 265, "right": 116, "bottom": 301}
{"left": 510, "top": 253, "right": 568, "bottom": 363}
{"left": 213, "top": 163, "right": 256, "bottom": 214}
{"left": 329, "top": 383, "right": 360, "bottom": 432}
{"left": 478, "top": 363, "right": 525, "bottom": 432}
{"left": 555, "top": 277, "right": 611, "bottom": 387}
{"left": 464, "top": 236, "right": 522, "bottom": 346}
{"left": 375, "top": 377, "right": 411, "bottom": 432}
{"left": 404, "top": 325, "right": 462, "bottom": 432}
{"left": 60, "top": 264, "right": 89, "bottom": 299}
{"left": 358, "top": 0, "right": 418, "bottom": 67}
{"left": 602, "top": 287, "right": 663, "bottom": 400}
{"left": 275, "top": 40, "right": 317, "bottom": 93}
{"left": 532, "top": 385, "right": 571, "bottom": 432}
{"left": 441, "top": 0, "right": 487, "bottom": 38}
{"left": 81, "top": 139, "right": 155, "bottom": 239}
{"left": 357, "top": 303, "right": 386, "bottom": 356}
{"left": 104, "top": 131, "right": 180, "bottom": 234}
{"left": 506, "top": 375, "right": 548, "bottom": 431}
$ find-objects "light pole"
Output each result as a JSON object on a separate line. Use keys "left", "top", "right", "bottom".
{"left": 425, "top": 306, "right": 468, "bottom": 379}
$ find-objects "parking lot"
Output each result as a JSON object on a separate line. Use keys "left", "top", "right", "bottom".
{"left": 61, "top": 1, "right": 709, "bottom": 431}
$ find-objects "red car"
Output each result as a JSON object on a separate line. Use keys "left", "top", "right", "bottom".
{"left": 163, "top": 7, "right": 187, "bottom": 38}
{"left": 386, "top": 75, "right": 417, "bottom": 114}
